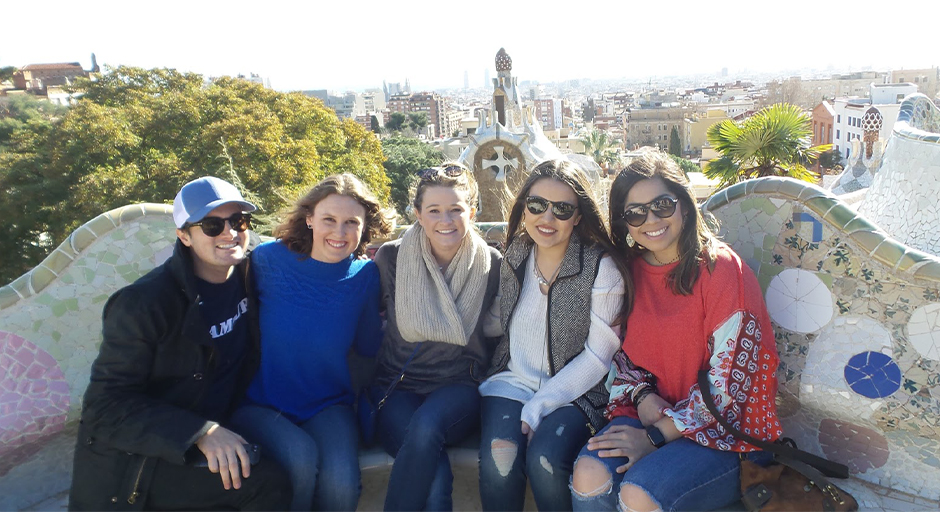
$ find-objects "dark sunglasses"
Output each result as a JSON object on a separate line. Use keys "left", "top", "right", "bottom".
{"left": 525, "top": 196, "right": 579, "bottom": 221}
{"left": 620, "top": 196, "right": 678, "bottom": 227}
{"left": 188, "top": 212, "right": 252, "bottom": 237}
{"left": 416, "top": 165, "right": 465, "bottom": 180}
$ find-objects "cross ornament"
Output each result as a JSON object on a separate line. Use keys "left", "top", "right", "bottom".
{"left": 482, "top": 145, "right": 518, "bottom": 182}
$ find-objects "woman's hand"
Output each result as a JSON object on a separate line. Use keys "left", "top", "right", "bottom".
{"left": 637, "top": 393, "right": 670, "bottom": 426}
{"left": 585, "top": 424, "right": 656, "bottom": 473}
{"left": 521, "top": 421, "right": 535, "bottom": 444}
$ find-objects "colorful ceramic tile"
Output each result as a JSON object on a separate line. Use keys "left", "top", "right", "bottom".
{"left": 845, "top": 351, "right": 902, "bottom": 399}
{"left": 907, "top": 303, "right": 940, "bottom": 361}
{"left": 765, "top": 269, "right": 834, "bottom": 333}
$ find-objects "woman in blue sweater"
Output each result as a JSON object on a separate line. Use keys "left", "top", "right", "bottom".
{"left": 231, "top": 174, "right": 392, "bottom": 511}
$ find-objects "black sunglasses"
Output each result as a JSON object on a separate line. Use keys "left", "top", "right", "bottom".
{"left": 416, "top": 165, "right": 465, "bottom": 180}
{"left": 620, "top": 196, "right": 678, "bottom": 227}
{"left": 525, "top": 196, "right": 579, "bottom": 221}
{"left": 188, "top": 212, "right": 252, "bottom": 237}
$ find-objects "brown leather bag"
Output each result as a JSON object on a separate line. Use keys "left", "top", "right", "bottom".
{"left": 698, "top": 371, "right": 859, "bottom": 512}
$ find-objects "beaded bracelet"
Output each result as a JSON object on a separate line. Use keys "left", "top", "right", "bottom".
{"left": 631, "top": 382, "right": 653, "bottom": 404}
{"left": 633, "top": 386, "right": 656, "bottom": 408}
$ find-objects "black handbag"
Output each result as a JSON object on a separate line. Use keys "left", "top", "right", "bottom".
{"left": 357, "top": 343, "right": 422, "bottom": 445}
{"left": 698, "top": 370, "right": 858, "bottom": 511}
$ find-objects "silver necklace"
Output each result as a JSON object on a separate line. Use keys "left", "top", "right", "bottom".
{"left": 533, "top": 248, "right": 562, "bottom": 287}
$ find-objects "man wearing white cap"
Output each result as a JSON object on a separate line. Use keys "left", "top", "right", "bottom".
{"left": 69, "top": 177, "right": 291, "bottom": 510}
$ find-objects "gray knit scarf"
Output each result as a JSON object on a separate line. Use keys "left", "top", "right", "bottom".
{"left": 395, "top": 224, "right": 491, "bottom": 346}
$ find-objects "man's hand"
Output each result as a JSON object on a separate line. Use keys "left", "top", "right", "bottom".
{"left": 195, "top": 424, "right": 251, "bottom": 490}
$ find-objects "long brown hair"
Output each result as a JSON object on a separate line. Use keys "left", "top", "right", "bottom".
{"left": 274, "top": 173, "right": 393, "bottom": 258}
{"left": 609, "top": 150, "right": 719, "bottom": 295}
{"left": 507, "top": 159, "right": 633, "bottom": 320}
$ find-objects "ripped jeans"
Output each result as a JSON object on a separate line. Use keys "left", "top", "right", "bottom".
{"left": 570, "top": 416, "right": 772, "bottom": 512}
{"left": 479, "top": 397, "right": 592, "bottom": 511}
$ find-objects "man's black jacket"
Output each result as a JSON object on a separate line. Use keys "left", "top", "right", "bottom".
{"left": 68, "top": 239, "right": 260, "bottom": 510}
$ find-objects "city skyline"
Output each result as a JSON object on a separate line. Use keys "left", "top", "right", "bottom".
{"left": 4, "top": 0, "right": 937, "bottom": 93}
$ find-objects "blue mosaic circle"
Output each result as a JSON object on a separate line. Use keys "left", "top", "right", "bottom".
{"left": 844, "top": 351, "right": 902, "bottom": 399}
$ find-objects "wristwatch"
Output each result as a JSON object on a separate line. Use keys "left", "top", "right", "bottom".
{"left": 646, "top": 425, "right": 666, "bottom": 448}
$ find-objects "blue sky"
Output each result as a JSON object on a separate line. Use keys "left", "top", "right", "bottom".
{"left": 3, "top": 0, "right": 936, "bottom": 92}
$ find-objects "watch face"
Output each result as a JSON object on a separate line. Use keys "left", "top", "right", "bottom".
{"left": 646, "top": 425, "right": 666, "bottom": 448}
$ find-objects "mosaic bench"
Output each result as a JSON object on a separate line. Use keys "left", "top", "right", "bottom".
{"left": 2, "top": 184, "right": 940, "bottom": 510}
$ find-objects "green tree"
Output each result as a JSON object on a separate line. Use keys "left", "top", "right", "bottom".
{"left": 0, "top": 66, "right": 15, "bottom": 82}
{"left": 0, "top": 95, "right": 69, "bottom": 150}
{"left": 818, "top": 149, "right": 842, "bottom": 171}
{"left": 668, "top": 126, "right": 681, "bottom": 157}
{"left": 0, "top": 66, "right": 389, "bottom": 284}
{"left": 579, "top": 128, "right": 619, "bottom": 169}
{"left": 380, "top": 136, "right": 444, "bottom": 217}
{"left": 407, "top": 112, "right": 428, "bottom": 131}
{"left": 668, "top": 154, "right": 699, "bottom": 175}
{"left": 386, "top": 112, "right": 407, "bottom": 131}
{"left": 704, "top": 103, "right": 830, "bottom": 189}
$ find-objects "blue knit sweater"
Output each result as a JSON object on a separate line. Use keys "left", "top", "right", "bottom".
{"left": 245, "top": 240, "right": 382, "bottom": 422}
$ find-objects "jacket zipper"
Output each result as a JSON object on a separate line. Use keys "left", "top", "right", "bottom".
{"left": 126, "top": 456, "right": 148, "bottom": 504}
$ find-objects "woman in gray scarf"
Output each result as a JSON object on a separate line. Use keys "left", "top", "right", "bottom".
{"left": 370, "top": 163, "right": 502, "bottom": 511}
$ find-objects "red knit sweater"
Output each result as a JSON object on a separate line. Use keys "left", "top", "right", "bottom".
{"left": 608, "top": 243, "right": 782, "bottom": 451}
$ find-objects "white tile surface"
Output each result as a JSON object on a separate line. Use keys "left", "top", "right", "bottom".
{"left": 766, "top": 269, "right": 834, "bottom": 333}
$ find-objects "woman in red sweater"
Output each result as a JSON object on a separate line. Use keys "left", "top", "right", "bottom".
{"left": 570, "top": 150, "right": 783, "bottom": 512}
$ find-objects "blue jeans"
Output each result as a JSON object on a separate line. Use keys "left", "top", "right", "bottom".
{"left": 376, "top": 382, "right": 480, "bottom": 511}
{"left": 570, "top": 416, "right": 771, "bottom": 512}
{"left": 230, "top": 403, "right": 361, "bottom": 511}
{"left": 479, "top": 396, "right": 592, "bottom": 511}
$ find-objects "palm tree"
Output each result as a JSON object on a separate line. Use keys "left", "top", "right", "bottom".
{"left": 704, "top": 103, "right": 831, "bottom": 189}
{"left": 580, "top": 128, "right": 619, "bottom": 170}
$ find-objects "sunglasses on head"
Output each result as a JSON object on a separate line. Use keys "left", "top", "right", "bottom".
{"left": 416, "top": 165, "right": 465, "bottom": 180}
{"left": 620, "top": 196, "right": 678, "bottom": 227}
{"left": 525, "top": 196, "right": 579, "bottom": 221}
{"left": 188, "top": 212, "right": 252, "bottom": 237}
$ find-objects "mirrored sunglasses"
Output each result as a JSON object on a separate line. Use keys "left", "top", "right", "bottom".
{"left": 620, "top": 196, "right": 678, "bottom": 227}
{"left": 525, "top": 196, "right": 578, "bottom": 221}
{"left": 189, "top": 212, "right": 252, "bottom": 237}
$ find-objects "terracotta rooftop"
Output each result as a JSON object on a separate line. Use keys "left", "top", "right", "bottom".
{"left": 19, "top": 63, "right": 84, "bottom": 71}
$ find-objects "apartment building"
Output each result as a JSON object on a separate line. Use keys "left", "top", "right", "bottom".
{"left": 385, "top": 92, "right": 447, "bottom": 138}
{"left": 623, "top": 106, "right": 699, "bottom": 150}
{"left": 891, "top": 68, "right": 939, "bottom": 99}
{"left": 831, "top": 83, "right": 916, "bottom": 160}
{"left": 683, "top": 109, "right": 730, "bottom": 157}
{"left": 534, "top": 98, "right": 563, "bottom": 130}
{"left": 766, "top": 71, "right": 889, "bottom": 109}
{"left": 411, "top": 92, "right": 444, "bottom": 138}
{"left": 12, "top": 63, "right": 88, "bottom": 93}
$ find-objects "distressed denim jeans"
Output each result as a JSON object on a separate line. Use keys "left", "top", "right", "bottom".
{"left": 570, "top": 416, "right": 772, "bottom": 512}
{"left": 479, "top": 396, "right": 591, "bottom": 511}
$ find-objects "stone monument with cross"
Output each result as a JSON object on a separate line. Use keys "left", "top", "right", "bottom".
{"left": 457, "top": 48, "right": 565, "bottom": 222}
